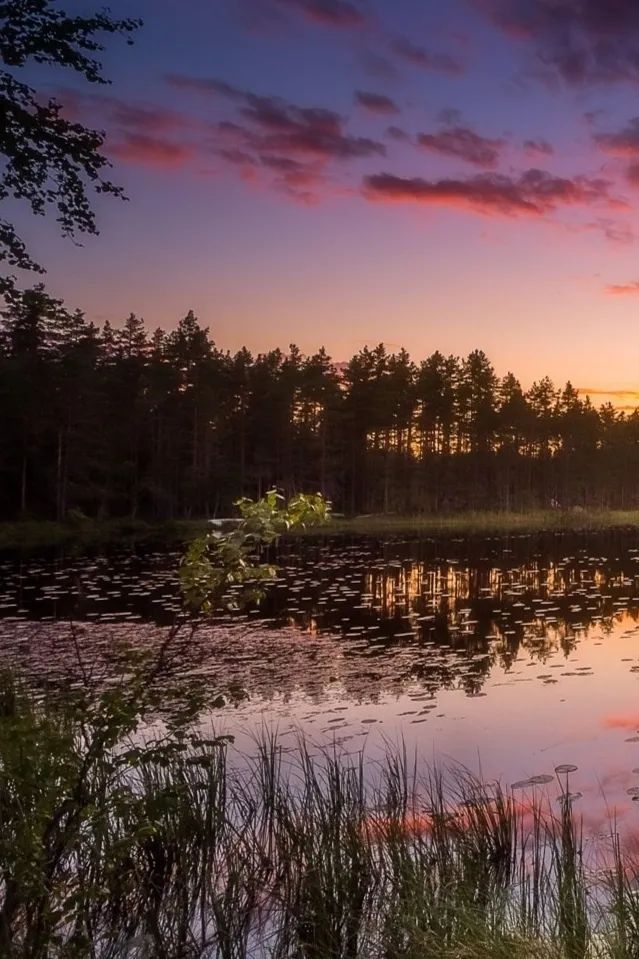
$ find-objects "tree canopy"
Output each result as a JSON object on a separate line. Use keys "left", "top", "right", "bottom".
{"left": 0, "top": 0, "right": 141, "bottom": 292}
{"left": 1, "top": 287, "right": 638, "bottom": 522}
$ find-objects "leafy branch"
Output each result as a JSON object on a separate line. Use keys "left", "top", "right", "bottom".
{"left": 180, "top": 490, "right": 331, "bottom": 613}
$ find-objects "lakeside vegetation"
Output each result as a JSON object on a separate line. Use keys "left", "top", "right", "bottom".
{"left": 0, "top": 669, "right": 637, "bottom": 959}
{"left": 5, "top": 507, "right": 639, "bottom": 551}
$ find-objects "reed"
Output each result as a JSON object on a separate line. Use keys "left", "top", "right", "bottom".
{"left": 0, "top": 679, "right": 638, "bottom": 957}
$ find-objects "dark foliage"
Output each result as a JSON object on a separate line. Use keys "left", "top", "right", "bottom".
{"left": 0, "top": 0, "right": 141, "bottom": 291}
{"left": 0, "top": 286, "right": 637, "bottom": 521}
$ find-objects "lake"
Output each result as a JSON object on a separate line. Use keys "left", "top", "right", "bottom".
{"left": 2, "top": 529, "right": 639, "bottom": 841}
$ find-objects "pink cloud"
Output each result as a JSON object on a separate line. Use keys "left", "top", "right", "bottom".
{"left": 363, "top": 169, "right": 616, "bottom": 217}
{"left": 57, "top": 89, "right": 200, "bottom": 171}
{"left": 601, "top": 712, "right": 639, "bottom": 728}
{"left": 523, "top": 138, "right": 554, "bottom": 157}
{"left": 109, "top": 134, "right": 195, "bottom": 169}
{"left": 417, "top": 125, "right": 505, "bottom": 168}
{"left": 605, "top": 282, "right": 639, "bottom": 296}
{"left": 274, "top": 0, "right": 367, "bottom": 27}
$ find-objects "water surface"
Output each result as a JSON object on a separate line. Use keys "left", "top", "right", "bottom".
{"left": 2, "top": 530, "right": 639, "bottom": 838}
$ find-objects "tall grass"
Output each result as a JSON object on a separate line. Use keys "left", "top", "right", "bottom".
{"left": 1, "top": 684, "right": 638, "bottom": 957}
{"left": 292, "top": 508, "right": 639, "bottom": 539}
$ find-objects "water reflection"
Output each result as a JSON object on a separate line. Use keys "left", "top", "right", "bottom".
{"left": 1, "top": 533, "right": 639, "bottom": 706}
{"left": 3, "top": 531, "right": 639, "bottom": 834}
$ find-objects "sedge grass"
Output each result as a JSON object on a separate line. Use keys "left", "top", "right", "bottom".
{"left": 1, "top": 683, "right": 639, "bottom": 957}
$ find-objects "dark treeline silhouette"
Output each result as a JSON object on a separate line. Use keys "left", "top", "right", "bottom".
{"left": 1, "top": 286, "right": 638, "bottom": 521}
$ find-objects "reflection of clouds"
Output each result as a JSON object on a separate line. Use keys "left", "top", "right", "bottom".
{"left": 6, "top": 537, "right": 639, "bottom": 844}
{"left": 602, "top": 713, "right": 639, "bottom": 731}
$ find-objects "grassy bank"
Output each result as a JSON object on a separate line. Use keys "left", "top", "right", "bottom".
{"left": 4, "top": 508, "right": 639, "bottom": 550}
{"left": 297, "top": 507, "right": 639, "bottom": 538}
{"left": 1, "top": 671, "right": 637, "bottom": 958}
{"left": 0, "top": 517, "right": 208, "bottom": 551}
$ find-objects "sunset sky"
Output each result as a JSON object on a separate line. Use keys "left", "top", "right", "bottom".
{"left": 21, "top": 0, "right": 639, "bottom": 399}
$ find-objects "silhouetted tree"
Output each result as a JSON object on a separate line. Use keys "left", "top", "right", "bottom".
{"left": 2, "top": 293, "right": 638, "bottom": 521}
{"left": 0, "top": 0, "right": 140, "bottom": 291}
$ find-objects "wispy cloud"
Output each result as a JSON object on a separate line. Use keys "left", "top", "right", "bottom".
{"left": 363, "top": 169, "right": 615, "bottom": 217}
{"left": 58, "top": 89, "right": 198, "bottom": 170}
{"left": 110, "top": 135, "right": 195, "bottom": 169}
{"left": 594, "top": 117, "right": 639, "bottom": 156}
{"left": 593, "top": 117, "right": 639, "bottom": 185}
{"left": 417, "top": 125, "right": 505, "bottom": 168}
{"left": 354, "top": 90, "right": 399, "bottom": 114}
{"left": 583, "top": 218, "right": 637, "bottom": 245}
{"left": 273, "top": 0, "right": 367, "bottom": 27}
{"left": 605, "top": 281, "right": 639, "bottom": 295}
{"left": 602, "top": 712, "right": 639, "bottom": 730}
{"left": 481, "top": 0, "right": 639, "bottom": 85}
{"left": 168, "top": 74, "right": 385, "bottom": 200}
{"left": 391, "top": 36, "right": 464, "bottom": 75}
{"left": 232, "top": 0, "right": 368, "bottom": 29}
{"left": 523, "top": 138, "right": 554, "bottom": 157}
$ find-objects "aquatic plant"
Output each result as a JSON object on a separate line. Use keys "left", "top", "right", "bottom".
{"left": 0, "top": 678, "right": 638, "bottom": 958}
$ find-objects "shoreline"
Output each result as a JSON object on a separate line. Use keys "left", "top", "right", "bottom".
{"left": 2, "top": 508, "right": 639, "bottom": 550}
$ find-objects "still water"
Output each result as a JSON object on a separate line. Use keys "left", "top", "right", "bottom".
{"left": 2, "top": 530, "right": 639, "bottom": 837}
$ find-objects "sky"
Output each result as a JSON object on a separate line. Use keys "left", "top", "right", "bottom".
{"left": 18, "top": 0, "right": 639, "bottom": 399}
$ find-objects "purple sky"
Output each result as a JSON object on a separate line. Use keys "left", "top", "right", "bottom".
{"left": 21, "top": 0, "right": 639, "bottom": 399}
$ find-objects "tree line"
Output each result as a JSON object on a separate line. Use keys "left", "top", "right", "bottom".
{"left": 1, "top": 285, "right": 638, "bottom": 522}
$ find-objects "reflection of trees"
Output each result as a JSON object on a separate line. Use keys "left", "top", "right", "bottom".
{"left": 248, "top": 539, "right": 639, "bottom": 701}
{"left": 4, "top": 536, "right": 639, "bottom": 706}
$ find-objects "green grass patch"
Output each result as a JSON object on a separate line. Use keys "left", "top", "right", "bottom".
{"left": 293, "top": 507, "right": 639, "bottom": 538}
{"left": 3, "top": 507, "right": 639, "bottom": 551}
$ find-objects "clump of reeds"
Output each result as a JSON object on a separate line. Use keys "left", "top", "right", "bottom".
{"left": 0, "top": 676, "right": 638, "bottom": 957}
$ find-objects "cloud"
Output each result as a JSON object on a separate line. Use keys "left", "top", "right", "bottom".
{"left": 166, "top": 74, "right": 245, "bottom": 99}
{"left": 169, "top": 76, "right": 386, "bottom": 200}
{"left": 592, "top": 117, "right": 639, "bottom": 185}
{"left": 601, "top": 712, "right": 639, "bottom": 729}
{"left": 363, "top": 168, "right": 615, "bottom": 217}
{"left": 169, "top": 75, "right": 384, "bottom": 160}
{"left": 523, "top": 138, "right": 554, "bottom": 157}
{"left": 354, "top": 90, "right": 399, "bottom": 114}
{"left": 238, "top": 95, "right": 386, "bottom": 159}
{"left": 418, "top": 125, "right": 504, "bottom": 167}
{"left": 438, "top": 107, "right": 463, "bottom": 125}
{"left": 169, "top": 73, "right": 385, "bottom": 201}
{"left": 605, "top": 281, "right": 639, "bottom": 296}
{"left": 61, "top": 89, "right": 194, "bottom": 134}
{"left": 273, "top": 0, "right": 367, "bottom": 26}
{"left": 594, "top": 118, "right": 639, "bottom": 156}
{"left": 578, "top": 387, "right": 639, "bottom": 403}
{"left": 360, "top": 50, "right": 398, "bottom": 80}
{"left": 386, "top": 125, "right": 409, "bottom": 141}
{"left": 109, "top": 134, "right": 195, "bottom": 169}
{"left": 585, "top": 218, "right": 637, "bottom": 245}
{"left": 57, "top": 90, "right": 198, "bottom": 170}
{"left": 391, "top": 37, "right": 464, "bottom": 75}
{"left": 481, "top": 0, "right": 639, "bottom": 85}
{"left": 228, "top": 0, "right": 367, "bottom": 29}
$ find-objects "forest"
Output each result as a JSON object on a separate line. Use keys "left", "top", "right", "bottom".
{"left": 1, "top": 284, "right": 637, "bottom": 522}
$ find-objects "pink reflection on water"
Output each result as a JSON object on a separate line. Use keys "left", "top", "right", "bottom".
{"left": 218, "top": 609, "right": 639, "bottom": 841}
